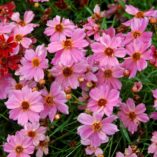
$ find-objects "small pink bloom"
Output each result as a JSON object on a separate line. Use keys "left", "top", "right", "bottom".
{"left": 5, "top": 86, "right": 44, "bottom": 125}
{"left": 152, "top": 89, "right": 157, "bottom": 109}
{"left": 87, "top": 84, "right": 120, "bottom": 116}
{"left": 16, "top": 44, "right": 48, "bottom": 82}
{"left": 3, "top": 131, "right": 35, "bottom": 157}
{"left": 40, "top": 82, "right": 69, "bottom": 121}
{"left": 118, "top": 98, "right": 149, "bottom": 134}
{"left": 150, "top": 45, "right": 157, "bottom": 67}
{"left": 131, "top": 81, "right": 143, "bottom": 93}
{"left": 44, "top": 15, "right": 75, "bottom": 41}
{"left": 47, "top": 29, "right": 89, "bottom": 65}
{"left": 77, "top": 112, "right": 118, "bottom": 147}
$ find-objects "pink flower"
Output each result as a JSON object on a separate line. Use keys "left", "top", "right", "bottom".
{"left": 40, "top": 82, "right": 69, "bottom": 121}
{"left": 125, "top": 18, "right": 152, "bottom": 44}
{"left": 16, "top": 44, "right": 48, "bottom": 82}
{"left": 44, "top": 15, "right": 75, "bottom": 41}
{"left": 96, "top": 65, "right": 124, "bottom": 90}
{"left": 21, "top": 122, "right": 47, "bottom": 146}
{"left": 116, "top": 146, "right": 138, "bottom": 157}
{"left": 152, "top": 89, "right": 157, "bottom": 109}
{"left": 123, "top": 39, "right": 152, "bottom": 78}
{"left": 87, "top": 84, "right": 120, "bottom": 116}
{"left": 32, "top": 0, "right": 49, "bottom": 2}
{"left": 3, "top": 131, "right": 35, "bottom": 157}
{"left": 5, "top": 86, "right": 44, "bottom": 125}
{"left": 91, "top": 33, "right": 126, "bottom": 66}
{"left": 131, "top": 81, "right": 143, "bottom": 93}
{"left": 50, "top": 61, "right": 87, "bottom": 89}
{"left": 13, "top": 25, "right": 33, "bottom": 48}
{"left": 0, "top": 75, "right": 14, "bottom": 99}
{"left": 118, "top": 98, "right": 149, "bottom": 134}
{"left": 148, "top": 131, "right": 157, "bottom": 157}
{"left": 47, "top": 29, "right": 89, "bottom": 65}
{"left": 77, "top": 112, "right": 118, "bottom": 147}
{"left": 11, "top": 11, "right": 38, "bottom": 28}
{"left": 150, "top": 45, "right": 157, "bottom": 67}
{"left": 93, "top": 4, "right": 105, "bottom": 19}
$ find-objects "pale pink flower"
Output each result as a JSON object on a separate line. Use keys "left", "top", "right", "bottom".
{"left": 116, "top": 146, "right": 138, "bottom": 157}
{"left": 123, "top": 39, "right": 152, "bottom": 78}
{"left": 3, "top": 131, "right": 35, "bottom": 157}
{"left": 22, "top": 122, "right": 47, "bottom": 146}
{"left": 131, "top": 81, "right": 143, "bottom": 93}
{"left": 93, "top": 4, "right": 105, "bottom": 19}
{"left": 0, "top": 22, "right": 15, "bottom": 34}
{"left": 40, "top": 82, "right": 69, "bottom": 121}
{"left": 47, "top": 29, "right": 89, "bottom": 65}
{"left": 87, "top": 84, "right": 120, "bottom": 116}
{"left": 11, "top": 11, "right": 38, "bottom": 28}
{"left": 148, "top": 131, "right": 157, "bottom": 157}
{"left": 50, "top": 61, "right": 87, "bottom": 89}
{"left": 16, "top": 44, "right": 48, "bottom": 82}
{"left": 32, "top": 0, "right": 49, "bottom": 2}
{"left": 77, "top": 112, "right": 118, "bottom": 147}
{"left": 5, "top": 86, "right": 44, "bottom": 125}
{"left": 91, "top": 33, "right": 126, "bottom": 66}
{"left": 118, "top": 98, "right": 149, "bottom": 134}
{"left": 36, "top": 136, "right": 49, "bottom": 157}
{"left": 96, "top": 65, "right": 124, "bottom": 90}
{"left": 44, "top": 15, "right": 75, "bottom": 41}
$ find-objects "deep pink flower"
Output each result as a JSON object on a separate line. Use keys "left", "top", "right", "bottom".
{"left": 96, "top": 65, "right": 124, "bottom": 90}
{"left": 118, "top": 98, "right": 149, "bottom": 134}
{"left": 44, "top": 15, "right": 75, "bottom": 41}
{"left": 5, "top": 86, "right": 44, "bottom": 125}
{"left": 50, "top": 61, "right": 87, "bottom": 89}
{"left": 40, "top": 82, "right": 69, "bottom": 121}
{"left": 123, "top": 39, "right": 151, "bottom": 78}
{"left": 47, "top": 29, "right": 89, "bottom": 65}
{"left": 87, "top": 84, "right": 120, "bottom": 116}
{"left": 16, "top": 44, "right": 48, "bottom": 82}
{"left": 3, "top": 131, "right": 35, "bottom": 157}
{"left": 91, "top": 33, "right": 126, "bottom": 66}
{"left": 77, "top": 112, "right": 118, "bottom": 147}
{"left": 150, "top": 45, "right": 157, "bottom": 67}
{"left": 21, "top": 122, "right": 47, "bottom": 146}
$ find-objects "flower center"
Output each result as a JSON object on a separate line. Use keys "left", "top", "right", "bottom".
{"left": 15, "top": 145, "right": 24, "bottom": 154}
{"left": 15, "top": 83, "right": 23, "bottom": 90}
{"left": 63, "top": 39, "right": 72, "bottom": 49}
{"left": 135, "top": 11, "right": 144, "bottom": 18}
{"left": 105, "top": 47, "right": 114, "bottom": 57}
{"left": 104, "top": 69, "right": 112, "bottom": 78}
{"left": 98, "top": 98, "right": 107, "bottom": 107}
{"left": 92, "top": 121, "right": 102, "bottom": 132}
{"left": 39, "top": 140, "right": 48, "bottom": 147}
{"left": 0, "top": 41, "right": 8, "bottom": 49}
{"left": 63, "top": 67, "right": 73, "bottom": 77}
{"left": 21, "top": 101, "right": 30, "bottom": 110}
{"left": 132, "top": 52, "right": 141, "bottom": 61}
{"left": 45, "top": 95, "right": 53, "bottom": 105}
{"left": 55, "top": 24, "right": 63, "bottom": 32}
{"left": 32, "top": 57, "right": 40, "bottom": 67}
{"left": 28, "top": 131, "right": 36, "bottom": 138}
{"left": 128, "top": 112, "right": 136, "bottom": 121}
{"left": 132, "top": 31, "right": 141, "bottom": 39}
{"left": 15, "top": 34, "right": 23, "bottom": 42}
{"left": 18, "top": 21, "right": 26, "bottom": 26}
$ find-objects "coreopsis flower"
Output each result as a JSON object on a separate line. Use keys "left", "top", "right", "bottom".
{"left": 40, "top": 82, "right": 69, "bottom": 121}
{"left": 3, "top": 131, "right": 35, "bottom": 157}
{"left": 92, "top": 4, "right": 105, "bottom": 20}
{"left": 118, "top": 98, "right": 149, "bottom": 134}
{"left": 152, "top": 89, "right": 157, "bottom": 109}
{"left": 123, "top": 39, "right": 152, "bottom": 78}
{"left": 125, "top": 18, "right": 152, "bottom": 44}
{"left": 96, "top": 65, "right": 124, "bottom": 90}
{"left": 0, "top": 1, "right": 16, "bottom": 22}
{"left": 21, "top": 122, "right": 47, "bottom": 146}
{"left": 0, "top": 75, "right": 14, "bottom": 99}
{"left": 131, "top": 81, "right": 143, "bottom": 93}
{"left": 77, "top": 112, "right": 118, "bottom": 147}
{"left": 44, "top": 15, "right": 75, "bottom": 41}
{"left": 116, "top": 146, "right": 138, "bottom": 157}
{"left": 123, "top": 5, "right": 157, "bottom": 26}
{"left": 50, "top": 61, "right": 87, "bottom": 89}
{"left": 0, "top": 22, "right": 15, "bottom": 34}
{"left": 148, "top": 131, "right": 157, "bottom": 157}
{"left": 0, "top": 34, "right": 18, "bottom": 58}
{"left": 5, "top": 86, "right": 44, "bottom": 125}
{"left": 91, "top": 32, "right": 126, "bottom": 66}
{"left": 32, "top": 0, "right": 49, "bottom": 2}
{"left": 48, "top": 29, "right": 89, "bottom": 65}
{"left": 150, "top": 45, "right": 157, "bottom": 67}
{"left": 11, "top": 11, "right": 38, "bottom": 28}
{"left": 87, "top": 84, "right": 120, "bottom": 116}
{"left": 16, "top": 44, "right": 48, "bottom": 82}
